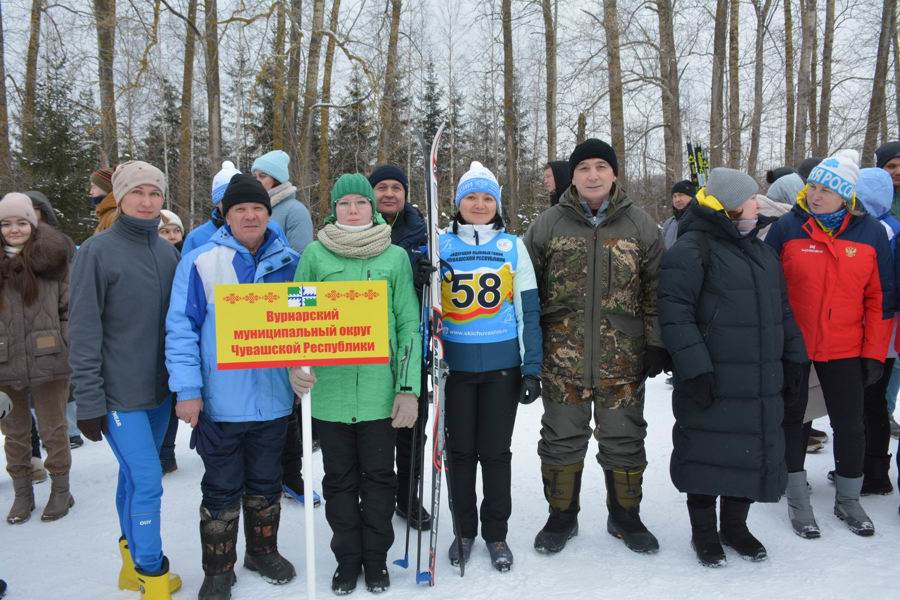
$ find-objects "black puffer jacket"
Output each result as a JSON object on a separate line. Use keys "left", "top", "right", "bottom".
{"left": 658, "top": 203, "right": 807, "bottom": 502}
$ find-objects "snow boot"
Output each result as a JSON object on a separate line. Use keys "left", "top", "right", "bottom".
{"left": 785, "top": 471, "right": 820, "bottom": 539}
{"left": 198, "top": 505, "right": 239, "bottom": 600}
{"left": 861, "top": 455, "right": 894, "bottom": 496}
{"left": 135, "top": 556, "right": 175, "bottom": 600}
{"left": 604, "top": 468, "right": 659, "bottom": 554}
{"left": 41, "top": 473, "right": 74, "bottom": 521}
{"left": 809, "top": 427, "right": 828, "bottom": 443}
{"left": 395, "top": 496, "right": 432, "bottom": 531}
{"left": 6, "top": 477, "right": 34, "bottom": 524}
{"left": 447, "top": 536, "right": 475, "bottom": 567}
{"left": 363, "top": 562, "right": 390, "bottom": 593}
{"left": 242, "top": 495, "right": 296, "bottom": 584}
{"left": 331, "top": 562, "right": 361, "bottom": 595}
{"left": 282, "top": 483, "right": 322, "bottom": 507}
{"left": 0, "top": 578, "right": 6, "bottom": 598}
{"left": 719, "top": 498, "right": 767, "bottom": 561}
{"left": 486, "top": 541, "right": 514, "bottom": 572}
{"left": 687, "top": 500, "right": 726, "bottom": 568}
{"left": 534, "top": 462, "right": 581, "bottom": 554}
{"left": 119, "top": 537, "right": 183, "bottom": 593}
{"left": 30, "top": 456, "right": 47, "bottom": 484}
{"left": 833, "top": 474, "right": 875, "bottom": 536}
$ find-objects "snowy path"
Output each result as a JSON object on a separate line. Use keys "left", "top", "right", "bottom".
{"left": 2, "top": 374, "right": 897, "bottom": 599}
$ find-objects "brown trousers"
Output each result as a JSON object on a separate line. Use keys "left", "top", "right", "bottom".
{"left": 1, "top": 379, "right": 71, "bottom": 480}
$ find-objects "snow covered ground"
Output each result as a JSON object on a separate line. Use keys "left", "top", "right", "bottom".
{"left": 2, "top": 374, "right": 898, "bottom": 599}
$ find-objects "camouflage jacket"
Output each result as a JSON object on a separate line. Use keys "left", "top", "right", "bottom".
{"left": 524, "top": 185, "right": 663, "bottom": 389}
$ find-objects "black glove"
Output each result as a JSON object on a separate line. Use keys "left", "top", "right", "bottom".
{"left": 189, "top": 412, "right": 224, "bottom": 457}
{"left": 77, "top": 416, "right": 108, "bottom": 442}
{"left": 519, "top": 375, "right": 542, "bottom": 404}
{"left": 645, "top": 346, "right": 673, "bottom": 378}
{"left": 679, "top": 373, "right": 716, "bottom": 409}
{"left": 413, "top": 254, "right": 437, "bottom": 289}
{"left": 861, "top": 358, "right": 884, "bottom": 388}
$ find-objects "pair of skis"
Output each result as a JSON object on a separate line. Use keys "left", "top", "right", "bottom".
{"left": 686, "top": 141, "right": 710, "bottom": 187}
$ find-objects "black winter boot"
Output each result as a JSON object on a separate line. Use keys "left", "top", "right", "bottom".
{"left": 533, "top": 463, "right": 582, "bottom": 554}
{"left": 719, "top": 498, "right": 767, "bottom": 561}
{"left": 687, "top": 500, "right": 726, "bottom": 568}
{"left": 604, "top": 468, "right": 659, "bottom": 554}
{"left": 199, "top": 505, "right": 239, "bottom": 600}
{"left": 861, "top": 454, "right": 894, "bottom": 496}
{"left": 331, "top": 562, "right": 361, "bottom": 595}
{"left": 447, "top": 536, "right": 475, "bottom": 567}
{"left": 242, "top": 495, "right": 296, "bottom": 584}
{"left": 363, "top": 562, "right": 390, "bottom": 593}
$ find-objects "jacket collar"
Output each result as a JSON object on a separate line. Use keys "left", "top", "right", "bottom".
{"left": 111, "top": 213, "right": 161, "bottom": 243}
{"left": 558, "top": 183, "right": 630, "bottom": 226}
{"left": 211, "top": 222, "right": 294, "bottom": 263}
{"left": 455, "top": 223, "right": 502, "bottom": 246}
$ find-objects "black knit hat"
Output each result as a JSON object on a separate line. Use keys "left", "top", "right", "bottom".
{"left": 765, "top": 166, "right": 796, "bottom": 185}
{"left": 796, "top": 157, "right": 824, "bottom": 182}
{"left": 670, "top": 180, "right": 696, "bottom": 197}
{"left": 569, "top": 138, "right": 619, "bottom": 178}
{"left": 221, "top": 173, "right": 271, "bottom": 216}
{"left": 875, "top": 141, "right": 900, "bottom": 169}
{"left": 368, "top": 165, "right": 409, "bottom": 198}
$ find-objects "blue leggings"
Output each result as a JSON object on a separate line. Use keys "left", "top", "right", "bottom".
{"left": 105, "top": 397, "right": 171, "bottom": 573}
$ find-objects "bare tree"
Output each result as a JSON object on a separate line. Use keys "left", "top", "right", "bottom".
{"left": 0, "top": 3, "right": 12, "bottom": 189}
{"left": 577, "top": 112, "right": 586, "bottom": 144}
{"left": 814, "top": 0, "right": 835, "bottom": 155}
{"left": 655, "top": 0, "right": 683, "bottom": 190}
{"left": 297, "top": 0, "right": 326, "bottom": 194}
{"left": 22, "top": 0, "right": 42, "bottom": 180}
{"left": 176, "top": 0, "right": 199, "bottom": 220}
{"left": 709, "top": 0, "right": 728, "bottom": 167}
{"left": 861, "top": 0, "right": 897, "bottom": 165}
{"left": 501, "top": 0, "right": 519, "bottom": 229}
{"left": 317, "top": 0, "right": 342, "bottom": 223}
{"left": 375, "top": 0, "right": 402, "bottom": 164}
{"left": 204, "top": 0, "right": 222, "bottom": 174}
{"left": 284, "top": 0, "right": 302, "bottom": 176}
{"left": 727, "top": 0, "right": 740, "bottom": 167}
{"left": 272, "top": 0, "right": 287, "bottom": 148}
{"left": 94, "top": 0, "right": 119, "bottom": 166}
{"left": 894, "top": 9, "right": 900, "bottom": 138}
{"left": 747, "top": 0, "right": 773, "bottom": 176}
{"left": 784, "top": 0, "right": 795, "bottom": 161}
{"left": 807, "top": 0, "right": 818, "bottom": 152}
{"left": 793, "top": 0, "right": 814, "bottom": 163}
{"left": 602, "top": 0, "right": 626, "bottom": 182}
{"left": 541, "top": 0, "right": 557, "bottom": 161}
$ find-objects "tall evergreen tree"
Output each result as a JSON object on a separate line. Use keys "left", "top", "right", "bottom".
{"left": 330, "top": 67, "right": 376, "bottom": 175}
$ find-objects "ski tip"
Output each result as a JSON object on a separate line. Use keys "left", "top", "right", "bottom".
{"left": 416, "top": 572, "right": 432, "bottom": 586}
{"left": 393, "top": 558, "right": 409, "bottom": 569}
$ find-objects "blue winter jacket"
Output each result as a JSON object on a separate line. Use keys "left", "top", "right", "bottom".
{"left": 165, "top": 224, "right": 299, "bottom": 422}
{"left": 182, "top": 208, "right": 290, "bottom": 255}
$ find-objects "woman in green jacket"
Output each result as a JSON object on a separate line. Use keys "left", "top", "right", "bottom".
{"left": 295, "top": 173, "right": 420, "bottom": 595}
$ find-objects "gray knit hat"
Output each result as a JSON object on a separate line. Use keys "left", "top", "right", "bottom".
{"left": 706, "top": 168, "right": 759, "bottom": 211}
{"left": 112, "top": 160, "right": 167, "bottom": 205}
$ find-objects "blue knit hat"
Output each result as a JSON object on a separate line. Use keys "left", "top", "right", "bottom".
{"left": 454, "top": 161, "right": 500, "bottom": 208}
{"left": 251, "top": 150, "right": 290, "bottom": 185}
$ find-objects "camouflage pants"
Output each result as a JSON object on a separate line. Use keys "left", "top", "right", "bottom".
{"left": 537, "top": 382, "right": 647, "bottom": 470}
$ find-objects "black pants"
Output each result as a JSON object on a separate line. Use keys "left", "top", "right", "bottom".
{"left": 784, "top": 358, "right": 865, "bottom": 478}
{"left": 444, "top": 368, "right": 520, "bottom": 542}
{"left": 281, "top": 404, "right": 305, "bottom": 490}
{"left": 686, "top": 493, "right": 751, "bottom": 509}
{"left": 316, "top": 418, "right": 397, "bottom": 566}
{"left": 395, "top": 384, "right": 428, "bottom": 508}
{"left": 864, "top": 357, "right": 894, "bottom": 459}
{"left": 198, "top": 417, "right": 288, "bottom": 514}
{"left": 30, "top": 413, "right": 41, "bottom": 459}
{"left": 159, "top": 400, "right": 178, "bottom": 464}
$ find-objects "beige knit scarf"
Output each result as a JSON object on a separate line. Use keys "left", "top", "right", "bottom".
{"left": 317, "top": 223, "right": 392, "bottom": 259}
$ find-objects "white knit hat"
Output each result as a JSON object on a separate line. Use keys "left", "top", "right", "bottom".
{"left": 158, "top": 209, "right": 184, "bottom": 233}
{"left": 454, "top": 161, "right": 501, "bottom": 208}
{"left": 807, "top": 149, "right": 860, "bottom": 202}
{"left": 211, "top": 160, "right": 241, "bottom": 205}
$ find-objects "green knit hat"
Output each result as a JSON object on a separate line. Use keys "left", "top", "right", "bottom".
{"left": 327, "top": 173, "right": 385, "bottom": 225}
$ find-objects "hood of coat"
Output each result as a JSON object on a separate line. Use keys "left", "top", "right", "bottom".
{"left": 25, "top": 191, "right": 60, "bottom": 228}
{"left": 756, "top": 194, "right": 791, "bottom": 219}
{"left": 548, "top": 160, "right": 572, "bottom": 206}
{"left": 95, "top": 191, "right": 117, "bottom": 217}
{"left": 678, "top": 201, "right": 745, "bottom": 242}
{"left": 0, "top": 224, "right": 70, "bottom": 282}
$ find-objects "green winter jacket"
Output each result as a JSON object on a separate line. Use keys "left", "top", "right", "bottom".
{"left": 295, "top": 241, "right": 421, "bottom": 423}
{"left": 523, "top": 184, "right": 664, "bottom": 389}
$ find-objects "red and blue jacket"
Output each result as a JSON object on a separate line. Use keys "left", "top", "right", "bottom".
{"left": 766, "top": 201, "right": 895, "bottom": 362}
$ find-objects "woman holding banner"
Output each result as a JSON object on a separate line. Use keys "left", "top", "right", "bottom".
{"left": 294, "top": 173, "right": 421, "bottom": 595}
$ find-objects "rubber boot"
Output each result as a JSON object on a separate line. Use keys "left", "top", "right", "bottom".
{"left": 785, "top": 471, "right": 820, "bottom": 539}
{"left": 41, "top": 473, "right": 74, "bottom": 521}
{"left": 199, "top": 505, "right": 239, "bottom": 600}
{"left": 604, "top": 468, "right": 659, "bottom": 554}
{"left": 135, "top": 556, "right": 175, "bottom": 600}
{"left": 687, "top": 499, "right": 726, "bottom": 568}
{"left": 242, "top": 495, "right": 296, "bottom": 584}
{"left": 6, "top": 477, "right": 34, "bottom": 524}
{"left": 861, "top": 454, "right": 894, "bottom": 496}
{"left": 719, "top": 498, "right": 766, "bottom": 561}
{"left": 834, "top": 474, "right": 875, "bottom": 536}
{"left": 119, "top": 537, "right": 183, "bottom": 593}
{"left": 533, "top": 463, "right": 582, "bottom": 554}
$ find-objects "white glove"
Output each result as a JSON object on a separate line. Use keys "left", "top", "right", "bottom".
{"left": 290, "top": 367, "right": 316, "bottom": 398}
{"left": 391, "top": 393, "right": 418, "bottom": 429}
{"left": 0, "top": 392, "right": 11, "bottom": 420}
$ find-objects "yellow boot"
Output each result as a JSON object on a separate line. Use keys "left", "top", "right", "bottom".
{"left": 136, "top": 557, "right": 176, "bottom": 600}
{"left": 118, "top": 537, "right": 182, "bottom": 593}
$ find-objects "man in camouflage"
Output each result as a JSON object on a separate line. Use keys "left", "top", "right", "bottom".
{"left": 524, "top": 138, "right": 671, "bottom": 555}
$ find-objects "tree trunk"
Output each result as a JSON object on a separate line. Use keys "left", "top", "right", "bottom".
{"left": 501, "top": 0, "right": 519, "bottom": 230}
{"left": 709, "top": 0, "right": 728, "bottom": 167}
{"left": 602, "top": 0, "right": 626, "bottom": 183}
{"left": 22, "top": 0, "right": 42, "bottom": 181}
{"left": 783, "top": 0, "right": 795, "bottom": 163}
{"left": 297, "top": 0, "right": 326, "bottom": 196}
{"left": 807, "top": 1, "right": 818, "bottom": 153}
{"left": 0, "top": 3, "right": 12, "bottom": 189}
{"left": 285, "top": 0, "right": 302, "bottom": 181}
{"left": 94, "top": 0, "right": 119, "bottom": 166}
{"left": 793, "top": 0, "right": 813, "bottom": 164}
{"left": 176, "top": 0, "right": 199, "bottom": 220}
{"left": 317, "top": 0, "right": 341, "bottom": 224}
{"left": 272, "top": 0, "right": 287, "bottom": 149}
{"left": 375, "top": 0, "right": 402, "bottom": 165}
{"left": 894, "top": 8, "right": 900, "bottom": 139}
{"left": 204, "top": 0, "right": 222, "bottom": 175}
{"left": 577, "top": 112, "right": 586, "bottom": 144}
{"left": 656, "top": 0, "right": 683, "bottom": 191}
{"left": 541, "top": 0, "right": 557, "bottom": 161}
{"left": 747, "top": 0, "right": 772, "bottom": 177}
{"left": 815, "top": 0, "right": 834, "bottom": 156}
{"left": 861, "top": 0, "right": 896, "bottom": 166}
{"left": 727, "top": 0, "right": 740, "bottom": 167}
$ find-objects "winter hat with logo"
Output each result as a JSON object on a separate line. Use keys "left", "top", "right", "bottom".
{"left": 856, "top": 168, "right": 894, "bottom": 219}
{"left": 251, "top": 150, "right": 290, "bottom": 185}
{"left": 767, "top": 173, "right": 804, "bottom": 206}
{"left": 368, "top": 165, "right": 409, "bottom": 198}
{"left": 875, "top": 141, "right": 900, "bottom": 169}
{"left": 671, "top": 180, "right": 697, "bottom": 197}
{"left": 221, "top": 173, "right": 272, "bottom": 216}
{"left": 0, "top": 193, "right": 39, "bottom": 228}
{"left": 329, "top": 173, "right": 386, "bottom": 225}
{"left": 454, "top": 161, "right": 501, "bottom": 208}
{"left": 807, "top": 149, "right": 860, "bottom": 202}
{"left": 112, "top": 161, "right": 167, "bottom": 205}
{"left": 568, "top": 138, "right": 619, "bottom": 178}
{"left": 158, "top": 209, "right": 184, "bottom": 233}
{"left": 704, "top": 168, "right": 759, "bottom": 211}
{"left": 211, "top": 160, "right": 241, "bottom": 205}
{"left": 90, "top": 167, "right": 114, "bottom": 194}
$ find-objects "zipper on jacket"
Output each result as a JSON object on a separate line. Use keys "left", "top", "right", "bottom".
{"left": 588, "top": 227, "right": 600, "bottom": 388}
